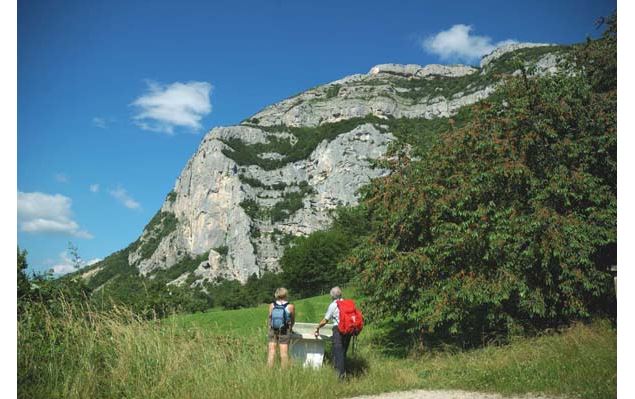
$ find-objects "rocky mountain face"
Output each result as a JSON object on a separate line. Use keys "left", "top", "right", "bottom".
{"left": 87, "top": 43, "right": 566, "bottom": 288}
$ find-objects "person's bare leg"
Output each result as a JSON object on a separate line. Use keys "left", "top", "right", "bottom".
{"left": 267, "top": 342, "right": 277, "bottom": 367}
{"left": 279, "top": 343, "right": 289, "bottom": 369}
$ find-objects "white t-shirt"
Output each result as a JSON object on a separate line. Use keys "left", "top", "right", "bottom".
{"left": 273, "top": 300, "right": 291, "bottom": 315}
{"left": 324, "top": 299, "right": 342, "bottom": 326}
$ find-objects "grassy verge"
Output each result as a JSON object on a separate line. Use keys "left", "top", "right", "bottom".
{"left": 418, "top": 320, "right": 616, "bottom": 399}
{"left": 18, "top": 296, "right": 615, "bottom": 399}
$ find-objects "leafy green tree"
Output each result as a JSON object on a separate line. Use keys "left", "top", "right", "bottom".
{"left": 18, "top": 248, "right": 30, "bottom": 296}
{"left": 344, "top": 25, "right": 616, "bottom": 347}
{"left": 18, "top": 247, "right": 91, "bottom": 317}
{"left": 281, "top": 229, "right": 352, "bottom": 297}
{"left": 205, "top": 279, "right": 248, "bottom": 309}
{"left": 572, "top": 13, "right": 616, "bottom": 93}
{"left": 331, "top": 205, "right": 372, "bottom": 238}
{"left": 17, "top": 247, "right": 31, "bottom": 314}
{"left": 244, "top": 271, "right": 283, "bottom": 305}
{"left": 66, "top": 241, "right": 83, "bottom": 271}
{"left": 277, "top": 205, "right": 371, "bottom": 299}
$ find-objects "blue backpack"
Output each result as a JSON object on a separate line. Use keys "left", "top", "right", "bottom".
{"left": 271, "top": 302, "right": 289, "bottom": 330}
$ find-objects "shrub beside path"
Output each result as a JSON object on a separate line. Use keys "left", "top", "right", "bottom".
{"left": 345, "top": 390, "right": 561, "bottom": 399}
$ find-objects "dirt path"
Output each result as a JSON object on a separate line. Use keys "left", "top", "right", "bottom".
{"left": 345, "top": 390, "right": 560, "bottom": 399}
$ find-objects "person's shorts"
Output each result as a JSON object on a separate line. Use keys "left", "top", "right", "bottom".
{"left": 268, "top": 327, "right": 291, "bottom": 344}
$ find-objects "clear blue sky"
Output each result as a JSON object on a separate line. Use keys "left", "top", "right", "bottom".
{"left": 17, "top": 0, "right": 616, "bottom": 274}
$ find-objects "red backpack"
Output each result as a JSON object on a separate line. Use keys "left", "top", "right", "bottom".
{"left": 336, "top": 299, "right": 364, "bottom": 335}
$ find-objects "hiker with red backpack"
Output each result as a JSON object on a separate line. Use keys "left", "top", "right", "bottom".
{"left": 267, "top": 287, "right": 295, "bottom": 368}
{"left": 314, "top": 286, "right": 363, "bottom": 379}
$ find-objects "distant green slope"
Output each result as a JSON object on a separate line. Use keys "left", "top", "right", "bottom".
{"left": 168, "top": 293, "right": 333, "bottom": 334}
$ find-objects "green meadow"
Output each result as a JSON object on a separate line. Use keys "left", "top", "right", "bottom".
{"left": 18, "top": 293, "right": 616, "bottom": 399}
{"left": 170, "top": 293, "right": 333, "bottom": 334}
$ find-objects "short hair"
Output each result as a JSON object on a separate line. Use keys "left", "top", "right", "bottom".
{"left": 274, "top": 287, "right": 288, "bottom": 300}
{"left": 330, "top": 286, "right": 342, "bottom": 300}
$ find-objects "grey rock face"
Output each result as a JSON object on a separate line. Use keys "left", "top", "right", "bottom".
{"left": 129, "top": 135, "right": 258, "bottom": 281}
{"left": 247, "top": 63, "right": 489, "bottom": 128}
{"left": 127, "top": 44, "right": 564, "bottom": 284}
{"left": 534, "top": 53, "right": 560, "bottom": 75}
{"left": 130, "top": 123, "right": 396, "bottom": 283}
{"left": 480, "top": 42, "right": 554, "bottom": 68}
{"left": 368, "top": 63, "right": 478, "bottom": 78}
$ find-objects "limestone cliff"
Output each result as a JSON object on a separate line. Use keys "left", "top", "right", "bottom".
{"left": 88, "top": 43, "right": 567, "bottom": 287}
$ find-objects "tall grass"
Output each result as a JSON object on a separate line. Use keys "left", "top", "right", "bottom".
{"left": 18, "top": 299, "right": 418, "bottom": 399}
{"left": 418, "top": 320, "right": 617, "bottom": 399}
{"left": 18, "top": 298, "right": 615, "bottom": 399}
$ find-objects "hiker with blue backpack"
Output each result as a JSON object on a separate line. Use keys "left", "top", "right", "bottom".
{"left": 267, "top": 287, "right": 295, "bottom": 368}
{"left": 314, "top": 286, "right": 364, "bottom": 379}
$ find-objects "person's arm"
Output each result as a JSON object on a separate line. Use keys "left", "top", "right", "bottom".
{"left": 315, "top": 303, "right": 333, "bottom": 336}
{"left": 314, "top": 318, "right": 329, "bottom": 336}
{"left": 267, "top": 303, "right": 273, "bottom": 327}
{"left": 288, "top": 304, "right": 296, "bottom": 331}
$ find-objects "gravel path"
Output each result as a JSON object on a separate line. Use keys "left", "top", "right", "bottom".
{"left": 344, "top": 390, "right": 560, "bottom": 399}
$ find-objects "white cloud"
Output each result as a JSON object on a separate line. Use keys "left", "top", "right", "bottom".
{"left": 92, "top": 117, "right": 116, "bottom": 129}
{"left": 422, "top": 24, "right": 517, "bottom": 62}
{"left": 131, "top": 80, "right": 212, "bottom": 134}
{"left": 92, "top": 117, "right": 107, "bottom": 129}
{"left": 50, "top": 249, "right": 102, "bottom": 277}
{"left": 89, "top": 184, "right": 100, "bottom": 193}
{"left": 50, "top": 264, "right": 77, "bottom": 276}
{"left": 85, "top": 258, "right": 102, "bottom": 266}
{"left": 54, "top": 173, "right": 69, "bottom": 183}
{"left": 17, "top": 192, "right": 93, "bottom": 238}
{"left": 109, "top": 186, "right": 141, "bottom": 209}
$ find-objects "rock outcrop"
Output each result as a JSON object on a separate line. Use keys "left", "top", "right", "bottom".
{"left": 480, "top": 42, "right": 554, "bottom": 68}
{"left": 368, "top": 64, "right": 477, "bottom": 78}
